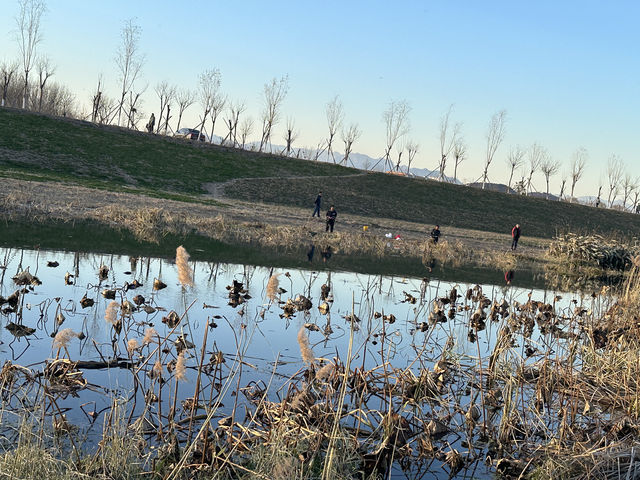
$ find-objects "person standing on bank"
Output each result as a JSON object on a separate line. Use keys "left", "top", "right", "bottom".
{"left": 511, "top": 224, "right": 521, "bottom": 251}
{"left": 326, "top": 205, "right": 337, "bottom": 232}
{"left": 430, "top": 225, "right": 441, "bottom": 244}
{"left": 312, "top": 191, "right": 322, "bottom": 217}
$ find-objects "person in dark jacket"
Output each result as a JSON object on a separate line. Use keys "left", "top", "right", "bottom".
{"left": 511, "top": 224, "right": 521, "bottom": 250}
{"left": 430, "top": 225, "right": 441, "bottom": 244}
{"left": 326, "top": 205, "right": 337, "bottom": 232}
{"left": 312, "top": 191, "right": 322, "bottom": 217}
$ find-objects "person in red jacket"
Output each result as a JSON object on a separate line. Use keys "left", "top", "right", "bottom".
{"left": 511, "top": 224, "right": 521, "bottom": 251}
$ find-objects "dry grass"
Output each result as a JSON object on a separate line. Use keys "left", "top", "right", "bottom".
{"left": 0, "top": 177, "right": 551, "bottom": 274}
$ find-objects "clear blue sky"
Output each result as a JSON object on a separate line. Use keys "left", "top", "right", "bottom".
{"left": 2, "top": 0, "right": 639, "bottom": 197}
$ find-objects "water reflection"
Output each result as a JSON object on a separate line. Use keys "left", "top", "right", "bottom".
{"left": 0, "top": 246, "right": 606, "bottom": 479}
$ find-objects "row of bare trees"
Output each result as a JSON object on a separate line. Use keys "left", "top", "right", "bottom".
{"left": 4, "top": 1, "right": 639, "bottom": 211}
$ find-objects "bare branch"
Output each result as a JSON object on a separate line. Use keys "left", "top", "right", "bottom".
{"left": 569, "top": 147, "right": 588, "bottom": 200}
{"left": 481, "top": 109, "right": 507, "bottom": 188}
{"left": 15, "top": 0, "right": 46, "bottom": 109}
{"left": 326, "top": 95, "right": 344, "bottom": 163}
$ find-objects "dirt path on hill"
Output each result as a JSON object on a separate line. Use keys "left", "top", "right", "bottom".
{"left": 0, "top": 177, "right": 550, "bottom": 263}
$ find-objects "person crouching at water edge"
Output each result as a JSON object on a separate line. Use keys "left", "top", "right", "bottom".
{"left": 326, "top": 205, "right": 337, "bottom": 232}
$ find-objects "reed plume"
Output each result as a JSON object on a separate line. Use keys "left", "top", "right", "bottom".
{"left": 176, "top": 246, "right": 194, "bottom": 287}
{"left": 266, "top": 273, "right": 280, "bottom": 301}
{"left": 175, "top": 352, "right": 187, "bottom": 381}
{"left": 142, "top": 327, "right": 157, "bottom": 345}
{"left": 152, "top": 360, "right": 163, "bottom": 378}
{"left": 127, "top": 338, "right": 140, "bottom": 353}
{"left": 52, "top": 328, "right": 78, "bottom": 350}
{"left": 105, "top": 300, "right": 119, "bottom": 325}
{"left": 316, "top": 362, "right": 334, "bottom": 382}
{"left": 297, "top": 326, "right": 315, "bottom": 365}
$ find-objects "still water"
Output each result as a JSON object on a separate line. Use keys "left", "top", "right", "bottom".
{"left": 0, "top": 246, "right": 600, "bottom": 478}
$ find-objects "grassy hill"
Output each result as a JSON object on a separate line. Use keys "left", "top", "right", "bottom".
{"left": 2, "top": 107, "right": 639, "bottom": 239}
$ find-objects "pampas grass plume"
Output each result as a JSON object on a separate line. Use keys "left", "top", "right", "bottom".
{"left": 105, "top": 301, "right": 119, "bottom": 325}
{"left": 297, "top": 326, "right": 315, "bottom": 365}
{"left": 175, "top": 351, "right": 187, "bottom": 381}
{"left": 176, "top": 246, "right": 194, "bottom": 287}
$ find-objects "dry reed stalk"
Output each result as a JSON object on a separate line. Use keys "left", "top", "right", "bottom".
{"left": 105, "top": 301, "right": 119, "bottom": 325}
{"left": 175, "top": 352, "right": 187, "bottom": 381}
{"left": 266, "top": 274, "right": 279, "bottom": 301}
{"left": 176, "top": 245, "right": 194, "bottom": 287}
{"left": 297, "top": 326, "right": 315, "bottom": 365}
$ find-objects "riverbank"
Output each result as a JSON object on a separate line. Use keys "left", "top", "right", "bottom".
{"left": 0, "top": 177, "right": 554, "bottom": 288}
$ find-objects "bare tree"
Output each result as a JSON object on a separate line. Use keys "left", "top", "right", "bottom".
{"left": 35, "top": 56, "right": 54, "bottom": 112}
{"left": 405, "top": 141, "right": 419, "bottom": 175}
{"left": 15, "top": 0, "right": 46, "bottom": 109}
{"left": 379, "top": 100, "right": 411, "bottom": 171}
{"left": 115, "top": 19, "right": 145, "bottom": 126}
{"left": 195, "top": 68, "right": 221, "bottom": 139}
{"left": 394, "top": 138, "right": 406, "bottom": 172}
{"left": 208, "top": 87, "right": 226, "bottom": 143}
{"left": 606, "top": 154, "right": 624, "bottom": 207}
{"left": 325, "top": 95, "right": 344, "bottom": 163}
{"left": 125, "top": 86, "right": 146, "bottom": 130}
{"left": 175, "top": 88, "right": 195, "bottom": 131}
{"left": 481, "top": 109, "right": 507, "bottom": 188}
{"left": 525, "top": 143, "right": 547, "bottom": 193}
{"left": 222, "top": 99, "right": 246, "bottom": 147}
{"left": 341, "top": 122, "right": 361, "bottom": 167}
{"left": 239, "top": 116, "right": 254, "bottom": 149}
{"left": 1, "top": 60, "right": 19, "bottom": 107}
{"left": 90, "top": 76, "right": 105, "bottom": 123}
{"left": 569, "top": 147, "right": 588, "bottom": 201}
{"left": 281, "top": 117, "right": 298, "bottom": 156}
{"left": 259, "top": 75, "right": 289, "bottom": 152}
{"left": 452, "top": 137, "right": 466, "bottom": 183}
{"left": 559, "top": 176, "right": 567, "bottom": 200}
{"left": 438, "top": 105, "right": 461, "bottom": 181}
{"left": 506, "top": 145, "right": 525, "bottom": 191}
{"left": 154, "top": 81, "right": 176, "bottom": 134}
{"left": 540, "top": 157, "right": 560, "bottom": 199}
{"left": 621, "top": 172, "right": 638, "bottom": 210}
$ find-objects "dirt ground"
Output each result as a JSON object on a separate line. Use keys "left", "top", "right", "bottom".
{"left": 0, "top": 177, "right": 550, "bottom": 262}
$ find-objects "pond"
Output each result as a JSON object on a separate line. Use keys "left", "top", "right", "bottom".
{"left": 0, "top": 246, "right": 614, "bottom": 479}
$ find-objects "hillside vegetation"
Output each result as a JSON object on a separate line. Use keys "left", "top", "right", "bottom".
{"left": 2, "top": 108, "right": 640, "bottom": 239}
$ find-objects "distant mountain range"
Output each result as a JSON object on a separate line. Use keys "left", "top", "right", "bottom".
{"left": 237, "top": 140, "right": 462, "bottom": 183}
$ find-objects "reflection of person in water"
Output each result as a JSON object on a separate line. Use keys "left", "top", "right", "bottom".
{"left": 321, "top": 246, "right": 333, "bottom": 262}
{"left": 505, "top": 270, "right": 515, "bottom": 285}
{"left": 307, "top": 244, "right": 315, "bottom": 261}
{"left": 427, "top": 257, "right": 436, "bottom": 272}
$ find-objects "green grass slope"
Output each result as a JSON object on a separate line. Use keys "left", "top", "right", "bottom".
{"left": 2, "top": 108, "right": 639, "bottom": 239}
